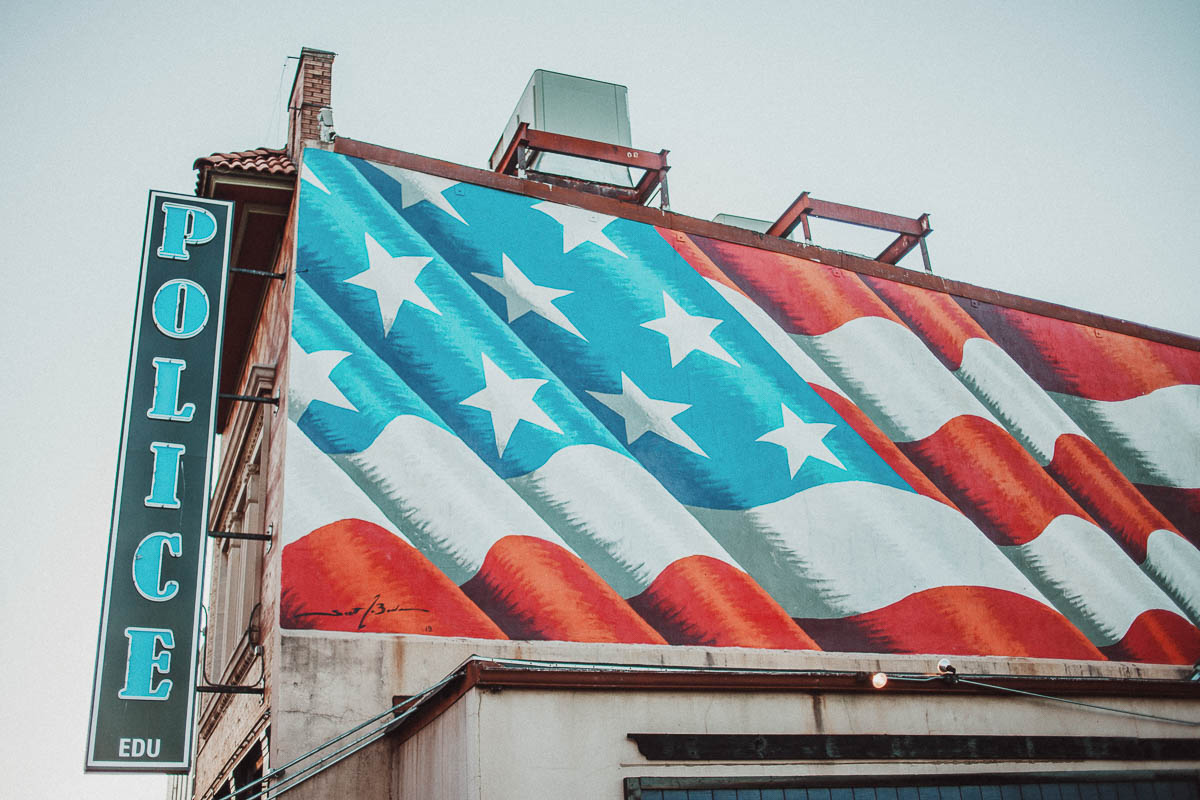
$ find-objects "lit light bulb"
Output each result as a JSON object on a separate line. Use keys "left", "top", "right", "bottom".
{"left": 870, "top": 672, "right": 888, "bottom": 689}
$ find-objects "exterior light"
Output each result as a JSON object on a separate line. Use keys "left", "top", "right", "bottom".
{"left": 870, "top": 672, "right": 888, "bottom": 689}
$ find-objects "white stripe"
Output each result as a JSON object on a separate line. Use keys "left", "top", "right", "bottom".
{"left": 792, "top": 316, "right": 998, "bottom": 442}
{"left": 282, "top": 419, "right": 405, "bottom": 547}
{"left": 705, "top": 278, "right": 846, "bottom": 398}
{"left": 301, "top": 162, "right": 331, "bottom": 195}
{"left": 956, "top": 337, "right": 1085, "bottom": 466}
{"left": 328, "top": 415, "right": 570, "bottom": 585}
{"left": 1001, "top": 515, "right": 1187, "bottom": 646}
{"left": 508, "top": 444, "right": 737, "bottom": 597}
{"left": 1145, "top": 529, "right": 1200, "bottom": 624}
{"left": 1050, "top": 384, "right": 1200, "bottom": 488}
{"left": 686, "top": 481, "right": 1049, "bottom": 619}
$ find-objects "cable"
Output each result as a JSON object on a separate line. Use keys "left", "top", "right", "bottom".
{"left": 265, "top": 58, "right": 292, "bottom": 147}
{"left": 211, "top": 670, "right": 457, "bottom": 800}
{"left": 956, "top": 677, "right": 1200, "bottom": 728}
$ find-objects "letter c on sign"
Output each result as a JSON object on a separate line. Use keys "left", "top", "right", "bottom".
{"left": 132, "top": 532, "right": 182, "bottom": 602}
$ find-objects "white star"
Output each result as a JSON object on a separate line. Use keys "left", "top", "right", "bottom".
{"left": 288, "top": 341, "right": 357, "bottom": 420}
{"left": 532, "top": 201, "right": 626, "bottom": 257}
{"left": 641, "top": 292, "right": 739, "bottom": 368}
{"left": 301, "top": 163, "right": 330, "bottom": 194}
{"left": 376, "top": 164, "right": 467, "bottom": 224}
{"left": 344, "top": 233, "right": 439, "bottom": 333}
{"left": 587, "top": 373, "right": 707, "bottom": 457}
{"left": 756, "top": 403, "right": 845, "bottom": 477}
{"left": 460, "top": 354, "right": 562, "bottom": 458}
{"left": 472, "top": 254, "right": 585, "bottom": 340}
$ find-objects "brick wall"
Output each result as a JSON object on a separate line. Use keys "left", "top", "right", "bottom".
{"left": 288, "top": 48, "right": 335, "bottom": 159}
{"left": 194, "top": 190, "right": 298, "bottom": 800}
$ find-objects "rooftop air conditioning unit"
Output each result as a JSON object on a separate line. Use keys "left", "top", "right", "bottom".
{"left": 490, "top": 69, "right": 634, "bottom": 188}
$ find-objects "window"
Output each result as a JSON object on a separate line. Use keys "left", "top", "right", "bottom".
{"left": 205, "top": 366, "right": 273, "bottom": 686}
{"left": 627, "top": 778, "right": 1200, "bottom": 800}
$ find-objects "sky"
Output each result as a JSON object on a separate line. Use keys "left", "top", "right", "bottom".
{"left": 2, "top": 1, "right": 1198, "bottom": 797}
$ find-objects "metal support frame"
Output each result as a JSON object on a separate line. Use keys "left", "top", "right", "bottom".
{"left": 196, "top": 604, "right": 266, "bottom": 696}
{"left": 219, "top": 393, "right": 280, "bottom": 406}
{"left": 769, "top": 191, "right": 932, "bottom": 272}
{"left": 230, "top": 267, "right": 287, "bottom": 280}
{"left": 493, "top": 122, "right": 670, "bottom": 209}
{"left": 209, "top": 531, "right": 273, "bottom": 541}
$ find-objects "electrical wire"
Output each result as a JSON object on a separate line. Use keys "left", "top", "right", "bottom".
{"left": 956, "top": 677, "right": 1200, "bottom": 728}
{"left": 211, "top": 669, "right": 457, "bottom": 800}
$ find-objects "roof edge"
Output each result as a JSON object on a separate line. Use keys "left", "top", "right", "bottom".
{"left": 333, "top": 137, "right": 1200, "bottom": 352}
{"left": 384, "top": 655, "right": 1200, "bottom": 748}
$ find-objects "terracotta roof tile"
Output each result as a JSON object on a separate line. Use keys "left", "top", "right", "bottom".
{"left": 193, "top": 147, "right": 296, "bottom": 177}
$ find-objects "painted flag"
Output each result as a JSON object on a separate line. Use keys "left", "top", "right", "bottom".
{"left": 309, "top": 148, "right": 1108, "bottom": 661}
{"left": 287, "top": 280, "right": 665, "bottom": 645}
{"left": 861, "top": 277, "right": 1200, "bottom": 625}
{"left": 965, "top": 301, "right": 1200, "bottom": 551}
{"left": 281, "top": 422, "right": 506, "bottom": 638}
{"left": 292, "top": 153, "right": 809, "bottom": 649}
{"left": 688, "top": 236, "right": 1200, "bottom": 664}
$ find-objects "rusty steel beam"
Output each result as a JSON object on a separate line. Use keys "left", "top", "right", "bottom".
{"left": 491, "top": 122, "right": 529, "bottom": 176}
{"left": 877, "top": 232, "right": 921, "bottom": 265}
{"left": 491, "top": 124, "right": 669, "bottom": 208}
{"left": 766, "top": 191, "right": 813, "bottom": 239}
{"left": 770, "top": 193, "right": 929, "bottom": 239}
{"left": 493, "top": 124, "right": 669, "bottom": 175}
{"left": 522, "top": 127, "right": 668, "bottom": 171}
{"left": 771, "top": 193, "right": 931, "bottom": 266}
{"left": 524, "top": 170, "right": 646, "bottom": 202}
{"left": 809, "top": 196, "right": 927, "bottom": 235}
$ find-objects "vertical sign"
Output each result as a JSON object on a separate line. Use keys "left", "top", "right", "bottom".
{"left": 87, "top": 191, "right": 232, "bottom": 772}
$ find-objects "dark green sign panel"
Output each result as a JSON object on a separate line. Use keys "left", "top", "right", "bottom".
{"left": 87, "top": 191, "right": 232, "bottom": 772}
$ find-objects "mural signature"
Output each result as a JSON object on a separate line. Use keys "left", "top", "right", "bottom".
{"left": 295, "top": 594, "right": 431, "bottom": 631}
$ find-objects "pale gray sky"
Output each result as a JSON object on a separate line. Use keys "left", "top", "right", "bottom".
{"left": 3, "top": 1, "right": 1198, "bottom": 797}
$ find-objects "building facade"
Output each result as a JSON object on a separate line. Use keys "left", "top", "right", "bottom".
{"left": 178, "top": 48, "right": 1200, "bottom": 800}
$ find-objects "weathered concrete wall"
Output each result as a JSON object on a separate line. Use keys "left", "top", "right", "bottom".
{"left": 473, "top": 687, "right": 1200, "bottom": 799}
{"left": 271, "top": 628, "right": 1196, "bottom": 779}
{"left": 393, "top": 689, "right": 478, "bottom": 800}
{"left": 375, "top": 655, "right": 1200, "bottom": 800}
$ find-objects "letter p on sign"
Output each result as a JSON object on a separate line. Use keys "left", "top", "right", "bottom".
{"left": 157, "top": 202, "right": 218, "bottom": 261}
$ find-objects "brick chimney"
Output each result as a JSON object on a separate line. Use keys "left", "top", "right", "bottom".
{"left": 287, "top": 47, "right": 336, "bottom": 159}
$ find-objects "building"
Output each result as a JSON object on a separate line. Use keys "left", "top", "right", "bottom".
{"left": 178, "top": 47, "right": 1200, "bottom": 800}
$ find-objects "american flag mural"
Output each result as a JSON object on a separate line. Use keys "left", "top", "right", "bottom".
{"left": 281, "top": 148, "right": 1200, "bottom": 664}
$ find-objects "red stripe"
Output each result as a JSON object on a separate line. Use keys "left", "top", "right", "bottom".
{"left": 687, "top": 235, "right": 901, "bottom": 336}
{"left": 897, "top": 415, "right": 1088, "bottom": 546}
{"left": 629, "top": 555, "right": 821, "bottom": 649}
{"left": 658, "top": 228, "right": 745, "bottom": 295}
{"left": 797, "top": 586, "right": 1105, "bottom": 660}
{"left": 866, "top": 276, "right": 1188, "bottom": 564}
{"left": 964, "top": 298, "right": 1200, "bottom": 401}
{"left": 863, "top": 276, "right": 985, "bottom": 371}
{"left": 1097, "top": 609, "right": 1200, "bottom": 665}
{"left": 1134, "top": 484, "right": 1200, "bottom": 550}
{"left": 665, "top": 230, "right": 955, "bottom": 511}
{"left": 460, "top": 535, "right": 667, "bottom": 644}
{"left": 1047, "top": 434, "right": 1185, "bottom": 562}
{"left": 811, "top": 384, "right": 958, "bottom": 509}
{"left": 281, "top": 519, "right": 506, "bottom": 638}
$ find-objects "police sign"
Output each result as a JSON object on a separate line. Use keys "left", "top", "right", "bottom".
{"left": 87, "top": 191, "right": 232, "bottom": 772}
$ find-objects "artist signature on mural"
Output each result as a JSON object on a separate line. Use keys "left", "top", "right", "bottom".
{"left": 296, "top": 594, "right": 431, "bottom": 631}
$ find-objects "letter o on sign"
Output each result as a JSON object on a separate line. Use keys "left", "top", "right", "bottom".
{"left": 151, "top": 279, "right": 210, "bottom": 339}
